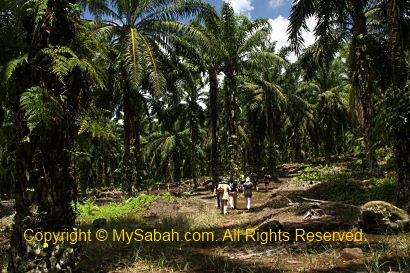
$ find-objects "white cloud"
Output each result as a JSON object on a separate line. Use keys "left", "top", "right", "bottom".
{"left": 268, "top": 16, "right": 289, "bottom": 53}
{"left": 224, "top": 0, "right": 254, "bottom": 16}
{"left": 268, "top": 15, "right": 317, "bottom": 62}
{"left": 268, "top": 0, "right": 286, "bottom": 8}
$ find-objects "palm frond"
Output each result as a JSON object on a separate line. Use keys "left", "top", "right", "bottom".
{"left": 1, "top": 54, "right": 28, "bottom": 82}
{"left": 20, "top": 86, "right": 64, "bottom": 132}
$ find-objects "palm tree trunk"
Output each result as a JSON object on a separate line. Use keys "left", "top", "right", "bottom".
{"left": 209, "top": 68, "right": 219, "bottom": 183}
{"left": 173, "top": 136, "right": 182, "bottom": 183}
{"left": 98, "top": 158, "right": 103, "bottom": 189}
{"left": 191, "top": 141, "right": 198, "bottom": 187}
{"left": 104, "top": 160, "right": 110, "bottom": 188}
{"left": 224, "top": 66, "right": 239, "bottom": 174}
{"left": 248, "top": 109, "right": 260, "bottom": 172}
{"left": 9, "top": 0, "right": 79, "bottom": 270}
{"left": 80, "top": 161, "right": 89, "bottom": 195}
{"left": 293, "top": 129, "right": 303, "bottom": 163}
{"left": 292, "top": 123, "right": 303, "bottom": 162}
{"left": 324, "top": 122, "right": 333, "bottom": 162}
{"left": 224, "top": 81, "right": 233, "bottom": 168}
{"left": 350, "top": 0, "right": 380, "bottom": 176}
{"left": 9, "top": 110, "right": 78, "bottom": 273}
{"left": 385, "top": 0, "right": 410, "bottom": 212}
{"left": 122, "top": 77, "right": 134, "bottom": 195}
{"left": 191, "top": 114, "right": 199, "bottom": 187}
{"left": 264, "top": 88, "right": 276, "bottom": 176}
{"left": 134, "top": 102, "right": 142, "bottom": 190}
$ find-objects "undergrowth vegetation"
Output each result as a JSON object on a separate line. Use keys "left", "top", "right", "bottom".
{"left": 75, "top": 193, "right": 176, "bottom": 222}
{"left": 291, "top": 165, "right": 397, "bottom": 204}
{"left": 71, "top": 162, "right": 408, "bottom": 272}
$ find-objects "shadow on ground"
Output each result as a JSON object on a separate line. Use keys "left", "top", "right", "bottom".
{"left": 79, "top": 215, "right": 287, "bottom": 273}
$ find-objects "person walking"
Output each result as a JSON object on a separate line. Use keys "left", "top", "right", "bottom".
{"left": 243, "top": 177, "right": 254, "bottom": 210}
{"left": 213, "top": 178, "right": 222, "bottom": 208}
{"left": 264, "top": 174, "right": 270, "bottom": 192}
{"left": 239, "top": 174, "right": 245, "bottom": 192}
{"left": 251, "top": 172, "right": 259, "bottom": 192}
{"left": 228, "top": 176, "right": 238, "bottom": 209}
{"left": 217, "top": 180, "right": 231, "bottom": 214}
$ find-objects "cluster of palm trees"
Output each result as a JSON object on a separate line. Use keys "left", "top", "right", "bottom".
{"left": 0, "top": 0, "right": 409, "bottom": 271}
{"left": 287, "top": 0, "right": 409, "bottom": 209}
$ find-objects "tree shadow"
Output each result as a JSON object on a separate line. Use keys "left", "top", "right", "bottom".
{"left": 77, "top": 168, "right": 404, "bottom": 273}
{"left": 312, "top": 253, "right": 410, "bottom": 273}
{"left": 79, "top": 215, "right": 286, "bottom": 273}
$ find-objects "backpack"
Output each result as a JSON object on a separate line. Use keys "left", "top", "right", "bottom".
{"left": 229, "top": 181, "right": 237, "bottom": 191}
{"left": 243, "top": 182, "right": 253, "bottom": 197}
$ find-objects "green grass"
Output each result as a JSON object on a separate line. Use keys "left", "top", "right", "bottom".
{"left": 75, "top": 193, "right": 176, "bottom": 222}
{"left": 292, "top": 164, "right": 397, "bottom": 204}
{"left": 366, "top": 177, "right": 397, "bottom": 201}
{"left": 325, "top": 178, "right": 367, "bottom": 203}
{"left": 291, "top": 164, "right": 362, "bottom": 182}
{"left": 326, "top": 176, "right": 396, "bottom": 204}
{"left": 364, "top": 234, "right": 410, "bottom": 273}
{"left": 293, "top": 170, "right": 356, "bottom": 183}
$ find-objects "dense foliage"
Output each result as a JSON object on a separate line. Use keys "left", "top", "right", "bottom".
{"left": 0, "top": 0, "right": 409, "bottom": 271}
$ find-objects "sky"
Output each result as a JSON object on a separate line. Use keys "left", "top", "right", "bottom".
{"left": 213, "top": 0, "right": 317, "bottom": 61}
{"left": 83, "top": 0, "right": 317, "bottom": 62}
{"left": 206, "top": 0, "right": 292, "bottom": 19}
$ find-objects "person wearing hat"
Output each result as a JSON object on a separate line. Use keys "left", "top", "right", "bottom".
{"left": 216, "top": 180, "right": 231, "bottom": 214}
{"left": 243, "top": 177, "right": 254, "bottom": 210}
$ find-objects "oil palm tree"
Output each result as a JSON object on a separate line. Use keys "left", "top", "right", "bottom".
{"left": 288, "top": 0, "right": 382, "bottom": 175}
{"left": 195, "top": 3, "right": 274, "bottom": 175}
{"left": 2, "top": 0, "right": 106, "bottom": 271}
{"left": 184, "top": 13, "right": 221, "bottom": 185}
{"left": 157, "top": 59, "right": 207, "bottom": 186}
{"left": 281, "top": 63, "right": 316, "bottom": 162}
{"left": 85, "top": 0, "right": 211, "bottom": 193}
{"left": 298, "top": 56, "right": 351, "bottom": 159}
{"left": 383, "top": 0, "right": 410, "bottom": 211}
{"left": 145, "top": 85, "right": 207, "bottom": 185}
{"left": 243, "top": 42, "right": 287, "bottom": 175}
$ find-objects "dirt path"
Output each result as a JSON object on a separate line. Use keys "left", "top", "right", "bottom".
{"left": 2, "top": 164, "right": 409, "bottom": 273}
{"left": 130, "top": 177, "right": 408, "bottom": 273}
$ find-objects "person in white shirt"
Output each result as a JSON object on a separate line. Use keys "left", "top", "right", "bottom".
{"left": 243, "top": 177, "right": 254, "bottom": 210}
{"left": 217, "top": 181, "right": 231, "bottom": 214}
